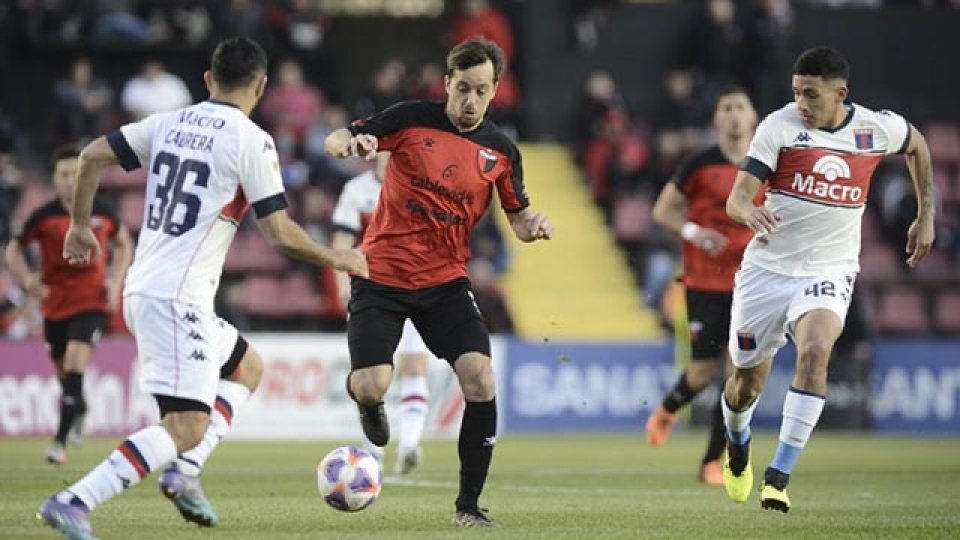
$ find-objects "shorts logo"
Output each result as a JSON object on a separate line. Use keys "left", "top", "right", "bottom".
{"left": 188, "top": 330, "right": 204, "bottom": 341}
{"left": 90, "top": 328, "right": 103, "bottom": 345}
{"left": 182, "top": 311, "right": 199, "bottom": 324}
{"left": 736, "top": 330, "right": 757, "bottom": 351}
{"left": 189, "top": 350, "right": 207, "bottom": 362}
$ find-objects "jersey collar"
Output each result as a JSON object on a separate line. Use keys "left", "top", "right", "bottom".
{"left": 817, "top": 102, "right": 854, "bottom": 134}
{"left": 206, "top": 98, "right": 242, "bottom": 110}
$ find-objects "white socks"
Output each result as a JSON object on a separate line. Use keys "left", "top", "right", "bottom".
{"left": 398, "top": 376, "right": 429, "bottom": 451}
{"left": 65, "top": 425, "right": 177, "bottom": 510}
{"left": 721, "top": 394, "right": 760, "bottom": 445}
{"left": 176, "top": 380, "right": 251, "bottom": 476}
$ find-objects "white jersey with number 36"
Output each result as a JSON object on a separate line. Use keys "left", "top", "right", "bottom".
{"left": 740, "top": 102, "right": 910, "bottom": 277}
{"left": 107, "top": 100, "right": 286, "bottom": 310}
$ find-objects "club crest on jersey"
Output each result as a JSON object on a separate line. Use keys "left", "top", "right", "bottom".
{"left": 736, "top": 330, "right": 757, "bottom": 351}
{"left": 853, "top": 128, "right": 874, "bottom": 150}
{"left": 478, "top": 148, "right": 498, "bottom": 174}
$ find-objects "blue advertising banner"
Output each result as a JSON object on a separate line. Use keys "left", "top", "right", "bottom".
{"left": 870, "top": 340, "right": 960, "bottom": 433}
{"left": 502, "top": 341, "right": 675, "bottom": 432}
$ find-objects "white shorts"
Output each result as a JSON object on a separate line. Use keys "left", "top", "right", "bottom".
{"left": 396, "top": 319, "right": 429, "bottom": 355}
{"left": 728, "top": 264, "right": 855, "bottom": 369}
{"left": 124, "top": 294, "right": 239, "bottom": 407}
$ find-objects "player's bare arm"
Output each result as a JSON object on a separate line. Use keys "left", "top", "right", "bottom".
{"left": 107, "top": 225, "right": 134, "bottom": 310}
{"left": 902, "top": 124, "right": 936, "bottom": 268}
{"left": 256, "top": 209, "right": 369, "bottom": 277}
{"left": 324, "top": 128, "right": 378, "bottom": 160}
{"left": 4, "top": 239, "right": 47, "bottom": 298}
{"left": 654, "top": 182, "right": 728, "bottom": 257}
{"left": 330, "top": 229, "right": 359, "bottom": 306}
{"left": 63, "top": 136, "right": 118, "bottom": 265}
{"left": 726, "top": 171, "right": 781, "bottom": 234}
{"left": 506, "top": 207, "right": 553, "bottom": 242}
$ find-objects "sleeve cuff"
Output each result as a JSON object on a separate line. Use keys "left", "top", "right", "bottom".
{"left": 252, "top": 193, "right": 288, "bottom": 219}
{"left": 106, "top": 130, "right": 141, "bottom": 171}
{"left": 503, "top": 202, "right": 530, "bottom": 214}
{"left": 741, "top": 157, "right": 773, "bottom": 181}
{"left": 332, "top": 223, "right": 360, "bottom": 236}
{"left": 897, "top": 118, "right": 912, "bottom": 154}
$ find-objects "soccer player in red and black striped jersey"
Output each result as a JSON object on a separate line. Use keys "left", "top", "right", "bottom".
{"left": 5, "top": 144, "right": 133, "bottom": 465}
{"left": 325, "top": 38, "right": 553, "bottom": 528}
{"left": 646, "top": 87, "right": 758, "bottom": 485}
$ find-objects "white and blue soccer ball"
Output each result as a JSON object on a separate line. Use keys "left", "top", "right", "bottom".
{"left": 316, "top": 446, "right": 382, "bottom": 512}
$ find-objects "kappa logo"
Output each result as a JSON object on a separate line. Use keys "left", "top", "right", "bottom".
{"left": 189, "top": 350, "right": 207, "bottom": 362}
{"left": 483, "top": 436, "right": 497, "bottom": 446}
{"left": 188, "top": 330, "right": 204, "bottom": 341}
{"left": 182, "top": 311, "right": 199, "bottom": 324}
{"left": 263, "top": 140, "right": 274, "bottom": 152}
{"left": 423, "top": 137, "right": 435, "bottom": 148}
{"left": 478, "top": 148, "right": 497, "bottom": 173}
{"left": 793, "top": 132, "right": 813, "bottom": 144}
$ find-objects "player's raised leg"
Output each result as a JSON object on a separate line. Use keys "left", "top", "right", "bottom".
{"left": 721, "top": 358, "right": 771, "bottom": 503}
{"left": 159, "top": 336, "right": 263, "bottom": 527}
{"left": 761, "top": 308, "right": 840, "bottom": 513}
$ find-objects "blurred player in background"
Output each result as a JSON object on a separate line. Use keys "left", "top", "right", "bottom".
{"left": 722, "top": 46, "right": 935, "bottom": 512}
{"left": 326, "top": 38, "right": 553, "bottom": 527}
{"left": 331, "top": 152, "right": 431, "bottom": 475}
{"left": 646, "top": 86, "right": 758, "bottom": 486}
{"left": 5, "top": 144, "right": 132, "bottom": 466}
{"left": 38, "top": 37, "right": 366, "bottom": 540}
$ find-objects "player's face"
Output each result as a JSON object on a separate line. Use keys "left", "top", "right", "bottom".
{"left": 444, "top": 60, "right": 498, "bottom": 132}
{"left": 792, "top": 75, "right": 847, "bottom": 129}
{"left": 53, "top": 157, "right": 79, "bottom": 203}
{"left": 714, "top": 93, "right": 757, "bottom": 140}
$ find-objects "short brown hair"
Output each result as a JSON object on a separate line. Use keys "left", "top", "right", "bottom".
{"left": 446, "top": 38, "right": 505, "bottom": 82}
{"left": 51, "top": 144, "right": 80, "bottom": 166}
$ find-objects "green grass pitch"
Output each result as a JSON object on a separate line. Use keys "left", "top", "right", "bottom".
{"left": 2, "top": 433, "right": 958, "bottom": 539}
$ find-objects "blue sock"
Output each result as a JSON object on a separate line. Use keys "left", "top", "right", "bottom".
{"left": 770, "top": 441, "right": 802, "bottom": 475}
{"left": 728, "top": 427, "right": 751, "bottom": 446}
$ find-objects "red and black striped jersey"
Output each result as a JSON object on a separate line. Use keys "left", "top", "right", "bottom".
{"left": 349, "top": 100, "right": 528, "bottom": 289}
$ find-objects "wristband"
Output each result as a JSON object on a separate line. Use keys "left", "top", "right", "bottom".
{"left": 680, "top": 222, "right": 701, "bottom": 241}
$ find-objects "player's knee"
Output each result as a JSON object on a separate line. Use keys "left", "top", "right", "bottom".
{"left": 797, "top": 341, "right": 831, "bottom": 382}
{"left": 459, "top": 363, "right": 496, "bottom": 402}
{"left": 349, "top": 367, "right": 391, "bottom": 405}
{"left": 163, "top": 411, "right": 210, "bottom": 452}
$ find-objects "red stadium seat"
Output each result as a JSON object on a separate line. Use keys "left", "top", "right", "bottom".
{"left": 858, "top": 244, "right": 901, "bottom": 283}
{"left": 224, "top": 231, "right": 288, "bottom": 273}
{"left": 283, "top": 272, "right": 323, "bottom": 315}
{"left": 612, "top": 195, "right": 652, "bottom": 243}
{"left": 875, "top": 286, "right": 927, "bottom": 334}
{"left": 911, "top": 250, "right": 955, "bottom": 282}
{"left": 926, "top": 122, "right": 960, "bottom": 163}
{"left": 935, "top": 289, "right": 960, "bottom": 335}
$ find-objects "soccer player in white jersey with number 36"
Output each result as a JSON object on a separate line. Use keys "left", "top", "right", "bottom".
{"left": 719, "top": 47, "right": 935, "bottom": 513}
{"left": 39, "top": 37, "right": 367, "bottom": 540}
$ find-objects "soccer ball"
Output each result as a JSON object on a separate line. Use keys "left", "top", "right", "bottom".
{"left": 316, "top": 446, "right": 382, "bottom": 512}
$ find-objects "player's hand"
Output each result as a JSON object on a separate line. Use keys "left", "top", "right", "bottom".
{"left": 527, "top": 212, "right": 553, "bottom": 240}
{"left": 691, "top": 228, "right": 729, "bottom": 257}
{"left": 745, "top": 206, "right": 782, "bottom": 235}
{"left": 330, "top": 248, "right": 369, "bottom": 278}
{"left": 905, "top": 215, "right": 935, "bottom": 268}
{"left": 63, "top": 224, "right": 101, "bottom": 266}
{"left": 349, "top": 135, "right": 378, "bottom": 160}
{"left": 24, "top": 274, "right": 48, "bottom": 299}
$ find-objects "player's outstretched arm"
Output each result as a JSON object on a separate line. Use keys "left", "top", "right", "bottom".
{"left": 903, "top": 124, "right": 936, "bottom": 268}
{"left": 506, "top": 207, "right": 553, "bottom": 242}
{"left": 64, "top": 137, "right": 118, "bottom": 265}
{"left": 726, "top": 170, "right": 780, "bottom": 235}
{"left": 256, "top": 210, "right": 369, "bottom": 277}
{"left": 330, "top": 230, "right": 359, "bottom": 307}
{"left": 324, "top": 128, "right": 378, "bottom": 160}
{"left": 654, "top": 182, "right": 728, "bottom": 256}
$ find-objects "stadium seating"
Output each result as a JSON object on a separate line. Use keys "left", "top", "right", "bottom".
{"left": 934, "top": 289, "right": 960, "bottom": 335}
{"left": 875, "top": 286, "right": 928, "bottom": 334}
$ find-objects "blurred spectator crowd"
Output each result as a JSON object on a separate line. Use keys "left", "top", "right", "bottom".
{"left": 0, "top": 0, "right": 519, "bottom": 338}
{"left": 570, "top": 0, "right": 960, "bottom": 336}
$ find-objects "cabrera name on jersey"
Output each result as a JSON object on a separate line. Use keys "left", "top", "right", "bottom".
{"left": 106, "top": 100, "right": 287, "bottom": 310}
{"left": 740, "top": 102, "right": 910, "bottom": 277}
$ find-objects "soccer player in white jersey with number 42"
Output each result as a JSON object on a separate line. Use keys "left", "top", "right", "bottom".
{"left": 719, "top": 47, "right": 935, "bottom": 513}
{"left": 39, "top": 37, "right": 367, "bottom": 540}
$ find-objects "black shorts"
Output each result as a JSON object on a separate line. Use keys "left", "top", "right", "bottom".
{"left": 686, "top": 289, "right": 732, "bottom": 361}
{"left": 347, "top": 277, "right": 490, "bottom": 370}
{"left": 44, "top": 310, "right": 107, "bottom": 359}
